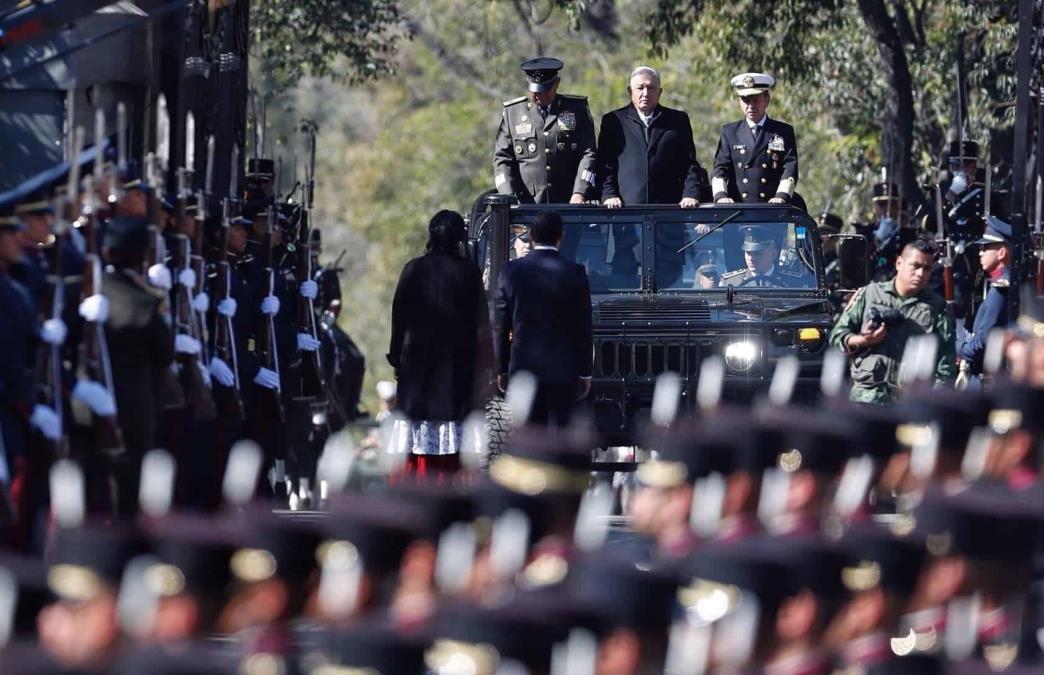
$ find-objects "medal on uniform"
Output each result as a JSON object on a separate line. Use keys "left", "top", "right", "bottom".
{"left": 769, "top": 134, "right": 785, "bottom": 152}
{"left": 558, "top": 111, "right": 576, "bottom": 130}
{"left": 514, "top": 121, "right": 532, "bottom": 136}
{"left": 528, "top": 142, "right": 537, "bottom": 153}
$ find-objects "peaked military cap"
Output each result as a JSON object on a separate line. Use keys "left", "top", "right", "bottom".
{"left": 819, "top": 212, "right": 843, "bottom": 233}
{"left": 822, "top": 397, "right": 905, "bottom": 461}
{"left": 520, "top": 56, "right": 564, "bottom": 93}
{"left": 913, "top": 484, "right": 1043, "bottom": 561}
{"left": 975, "top": 214, "right": 1011, "bottom": 245}
{"left": 487, "top": 425, "right": 595, "bottom": 496}
{"left": 234, "top": 505, "right": 325, "bottom": 585}
{"left": 0, "top": 201, "right": 25, "bottom": 230}
{"left": 13, "top": 188, "right": 54, "bottom": 216}
{"left": 987, "top": 381, "right": 1044, "bottom": 435}
{"left": 839, "top": 523, "right": 926, "bottom": 595}
{"left": 142, "top": 514, "right": 242, "bottom": 599}
{"left": 757, "top": 405, "right": 855, "bottom": 476}
{"left": 872, "top": 181, "right": 900, "bottom": 202}
{"left": 46, "top": 522, "right": 147, "bottom": 601}
{"left": 731, "top": 72, "right": 774, "bottom": 96}
{"left": 246, "top": 157, "right": 275, "bottom": 178}
{"left": 739, "top": 224, "right": 776, "bottom": 252}
{"left": 682, "top": 536, "right": 803, "bottom": 614}
{"left": 569, "top": 551, "right": 681, "bottom": 631}
{"left": 103, "top": 215, "right": 151, "bottom": 254}
{"left": 948, "top": 139, "right": 979, "bottom": 160}
{"left": 387, "top": 481, "right": 475, "bottom": 541}
{"left": 322, "top": 494, "right": 429, "bottom": 574}
{"left": 319, "top": 620, "right": 430, "bottom": 673}
{"left": 696, "top": 261, "right": 720, "bottom": 280}
{"left": 899, "top": 386, "right": 991, "bottom": 453}
{"left": 637, "top": 421, "right": 733, "bottom": 488}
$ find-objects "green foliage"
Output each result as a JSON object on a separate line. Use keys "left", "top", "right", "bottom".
{"left": 251, "top": 0, "right": 405, "bottom": 87}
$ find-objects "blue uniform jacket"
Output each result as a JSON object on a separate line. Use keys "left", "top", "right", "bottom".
{"left": 957, "top": 271, "right": 1010, "bottom": 373}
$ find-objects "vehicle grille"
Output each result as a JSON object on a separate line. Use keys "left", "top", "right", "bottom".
{"left": 596, "top": 298, "right": 711, "bottom": 323}
{"left": 596, "top": 340, "right": 700, "bottom": 378}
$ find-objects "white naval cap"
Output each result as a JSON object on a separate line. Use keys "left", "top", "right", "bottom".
{"left": 731, "top": 72, "right": 775, "bottom": 96}
{"left": 376, "top": 380, "right": 397, "bottom": 401}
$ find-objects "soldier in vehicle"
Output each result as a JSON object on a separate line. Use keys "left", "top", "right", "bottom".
{"left": 720, "top": 225, "right": 801, "bottom": 287}
{"left": 712, "top": 72, "right": 800, "bottom": 207}
{"left": 695, "top": 261, "right": 720, "bottom": 289}
{"left": 493, "top": 57, "right": 598, "bottom": 205}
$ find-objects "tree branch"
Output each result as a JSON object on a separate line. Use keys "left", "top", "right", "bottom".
{"left": 510, "top": 0, "right": 544, "bottom": 54}
{"left": 402, "top": 13, "right": 508, "bottom": 101}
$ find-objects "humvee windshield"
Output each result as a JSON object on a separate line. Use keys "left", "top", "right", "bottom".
{"left": 510, "top": 217, "right": 819, "bottom": 293}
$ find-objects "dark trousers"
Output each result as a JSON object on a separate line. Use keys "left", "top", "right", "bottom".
{"left": 530, "top": 381, "right": 578, "bottom": 429}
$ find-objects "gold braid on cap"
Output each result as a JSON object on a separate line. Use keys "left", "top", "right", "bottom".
{"left": 488, "top": 454, "right": 590, "bottom": 495}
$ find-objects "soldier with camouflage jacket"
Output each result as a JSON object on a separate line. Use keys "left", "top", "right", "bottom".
{"left": 829, "top": 238, "right": 956, "bottom": 404}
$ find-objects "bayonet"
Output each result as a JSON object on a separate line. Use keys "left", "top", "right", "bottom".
{"left": 116, "top": 102, "right": 128, "bottom": 174}
{"left": 185, "top": 111, "right": 196, "bottom": 176}
{"left": 229, "top": 143, "right": 239, "bottom": 200}
{"left": 982, "top": 139, "right": 991, "bottom": 218}
{"left": 155, "top": 94, "right": 170, "bottom": 199}
{"left": 205, "top": 136, "right": 215, "bottom": 195}
{"left": 93, "top": 108, "right": 105, "bottom": 184}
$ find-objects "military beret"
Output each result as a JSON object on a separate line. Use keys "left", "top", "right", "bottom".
{"left": 731, "top": 72, "right": 774, "bottom": 96}
{"left": 520, "top": 57, "right": 564, "bottom": 93}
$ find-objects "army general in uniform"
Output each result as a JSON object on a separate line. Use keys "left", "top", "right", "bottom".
{"left": 493, "top": 57, "right": 598, "bottom": 204}
{"left": 720, "top": 225, "right": 804, "bottom": 288}
{"left": 713, "top": 73, "right": 800, "bottom": 207}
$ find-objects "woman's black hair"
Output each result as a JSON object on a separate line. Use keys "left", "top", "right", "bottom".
{"left": 426, "top": 209, "right": 466, "bottom": 256}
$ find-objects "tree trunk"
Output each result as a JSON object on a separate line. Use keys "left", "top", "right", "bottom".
{"left": 857, "top": 0, "right": 921, "bottom": 206}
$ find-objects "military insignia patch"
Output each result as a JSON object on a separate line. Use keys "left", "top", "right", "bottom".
{"left": 514, "top": 122, "right": 533, "bottom": 136}
{"left": 768, "top": 134, "right": 785, "bottom": 152}
{"left": 558, "top": 111, "right": 576, "bottom": 130}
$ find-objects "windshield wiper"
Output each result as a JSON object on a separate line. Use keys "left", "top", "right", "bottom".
{"left": 676, "top": 209, "right": 743, "bottom": 254}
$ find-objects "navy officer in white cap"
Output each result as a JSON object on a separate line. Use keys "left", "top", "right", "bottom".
{"left": 493, "top": 57, "right": 598, "bottom": 204}
{"left": 712, "top": 72, "right": 800, "bottom": 206}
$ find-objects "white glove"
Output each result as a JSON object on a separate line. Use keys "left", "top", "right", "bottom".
{"left": 196, "top": 360, "right": 211, "bottom": 387}
{"left": 178, "top": 268, "right": 196, "bottom": 289}
{"left": 254, "top": 367, "right": 281, "bottom": 390}
{"left": 72, "top": 380, "right": 116, "bottom": 416}
{"left": 192, "top": 292, "right": 210, "bottom": 313}
{"left": 30, "top": 404, "right": 61, "bottom": 441}
{"left": 261, "top": 295, "right": 280, "bottom": 315}
{"left": 949, "top": 172, "right": 968, "bottom": 196}
{"left": 217, "top": 297, "right": 237, "bottom": 317}
{"left": 299, "top": 280, "right": 318, "bottom": 299}
{"left": 175, "top": 334, "right": 201, "bottom": 355}
{"left": 297, "top": 333, "right": 321, "bottom": 352}
{"left": 79, "top": 294, "right": 110, "bottom": 324}
{"left": 209, "top": 357, "right": 236, "bottom": 387}
{"left": 147, "top": 264, "right": 172, "bottom": 290}
{"left": 40, "top": 318, "right": 67, "bottom": 346}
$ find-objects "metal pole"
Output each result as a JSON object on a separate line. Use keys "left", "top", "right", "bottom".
{"left": 485, "top": 193, "right": 513, "bottom": 319}
{"left": 1008, "top": 0, "right": 1034, "bottom": 321}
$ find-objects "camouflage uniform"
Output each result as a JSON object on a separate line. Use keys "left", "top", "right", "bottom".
{"left": 828, "top": 280, "right": 956, "bottom": 404}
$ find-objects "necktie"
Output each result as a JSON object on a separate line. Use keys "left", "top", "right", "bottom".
{"left": 540, "top": 106, "right": 550, "bottom": 119}
{"left": 752, "top": 125, "right": 761, "bottom": 139}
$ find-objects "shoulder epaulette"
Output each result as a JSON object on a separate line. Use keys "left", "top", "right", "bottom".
{"left": 502, "top": 96, "right": 527, "bottom": 107}
{"left": 558, "top": 93, "right": 588, "bottom": 101}
{"left": 721, "top": 268, "right": 746, "bottom": 280}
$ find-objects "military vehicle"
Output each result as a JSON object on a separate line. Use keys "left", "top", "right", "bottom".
{"left": 469, "top": 194, "right": 869, "bottom": 451}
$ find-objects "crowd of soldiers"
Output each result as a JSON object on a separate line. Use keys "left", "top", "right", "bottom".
{"left": 0, "top": 55, "right": 1043, "bottom": 674}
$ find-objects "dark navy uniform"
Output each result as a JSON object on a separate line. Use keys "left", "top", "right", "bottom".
{"left": 712, "top": 72, "right": 798, "bottom": 204}
{"left": 492, "top": 57, "right": 598, "bottom": 204}
{"left": 956, "top": 216, "right": 1012, "bottom": 374}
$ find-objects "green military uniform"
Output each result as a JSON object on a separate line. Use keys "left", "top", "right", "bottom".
{"left": 828, "top": 280, "right": 956, "bottom": 404}
{"left": 492, "top": 57, "right": 598, "bottom": 204}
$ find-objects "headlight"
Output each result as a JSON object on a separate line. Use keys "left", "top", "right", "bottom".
{"left": 723, "top": 340, "right": 758, "bottom": 372}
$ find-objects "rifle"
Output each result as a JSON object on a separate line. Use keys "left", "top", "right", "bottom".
{"left": 73, "top": 171, "right": 124, "bottom": 453}
{"left": 256, "top": 209, "right": 285, "bottom": 422}
{"left": 171, "top": 111, "right": 215, "bottom": 420}
{"left": 212, "top": 144, "right": 245, "bottom": 419}
{"left": 296, "top": 129, "right": 324, "bottom": 400}
{"left": 936, "top": 181, "right": 955, "bottom": 303}
{"left": 1035, "top": 175, "right": 1043, "bottom": 295}
{"left": 191, "top": 133, "right": 214, "bottom": 368}
{"left": 146, "top": 94, "right": 186, "bottom": 411}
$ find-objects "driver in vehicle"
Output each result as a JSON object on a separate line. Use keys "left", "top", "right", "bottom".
{"left": 694, "top": 261, "right": 720, "bottom": 289}
{"left": 720, "top": 225, "right": 798, "bottom": 287}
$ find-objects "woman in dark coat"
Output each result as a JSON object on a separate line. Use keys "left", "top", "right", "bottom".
{"left": 387, "top": 210, "right": 489, "bottom": 477}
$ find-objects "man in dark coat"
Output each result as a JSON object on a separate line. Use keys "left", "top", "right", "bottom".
{"left": 101, "top": 216, "right": 174, "bottom": 516}
{"left": 598, "top": 66, "right": 705, "bottom": 207}
{"left": 712, "top": 72, "right": 799, "bottom": 205}
{"left": 493, "top": 57, "right": 598, "bottom": 204}
{"left": 493, "top": 211, "right": 593, "bottom": 427}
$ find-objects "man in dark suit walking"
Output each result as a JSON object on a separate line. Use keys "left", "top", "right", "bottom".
{"left": 598, "top": 66, "right": 706, "bottom": 207}
{"left": 712, "top": 72, "right": 799, "bottom": 205}
{"left": 493, "top": 212, "right": 593, "bottom": 427}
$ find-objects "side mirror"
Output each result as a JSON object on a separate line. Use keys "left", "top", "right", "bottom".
{"left": 826, "top": 234, "right": 869, "bottom": 289}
